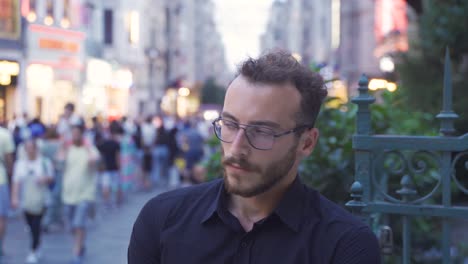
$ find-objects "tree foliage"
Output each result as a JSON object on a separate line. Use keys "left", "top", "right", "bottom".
{"left": 396, "top": 0, "right": 468, "bottom": 133}
{"left": 200, "top": 77, "right": 225, "bottom": 105}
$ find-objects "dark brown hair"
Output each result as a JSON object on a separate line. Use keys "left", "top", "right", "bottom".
{"left": 238, "top": 50, "right": 327, "bottom": 127}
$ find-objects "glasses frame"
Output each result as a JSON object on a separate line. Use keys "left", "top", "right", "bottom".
{"left": 212, "top": 117, "right": 312, "bottom": 150}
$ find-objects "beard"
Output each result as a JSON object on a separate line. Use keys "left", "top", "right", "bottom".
{"left": 221, "top": 143, "right": 297, "bottom": 198}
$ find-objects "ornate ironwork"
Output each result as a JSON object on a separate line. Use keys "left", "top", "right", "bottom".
{"left": 451, "top": 151, "right": 468, "bottom": 194}
{"left": 347, "top": 48, "right": 468, "bottom": 263}
{"left": 372, "top": 150, "right": 441, "bottom": 204}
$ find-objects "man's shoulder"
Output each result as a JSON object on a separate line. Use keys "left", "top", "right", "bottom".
{"left": 147, "top": 179, "right": 222, "bottom": 209}
{"left": 315, "top": 192, "right": 366, "bottom": 228}
{"left": 311, "top": 193, "right": 381, "bottom": 262}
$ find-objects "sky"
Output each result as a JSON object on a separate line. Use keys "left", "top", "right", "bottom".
{"left": 213, "top": 0, "right": 274, "bottom": 71}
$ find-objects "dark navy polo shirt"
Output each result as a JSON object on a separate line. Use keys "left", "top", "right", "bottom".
{"left": 128, "top": 177, "right": 381, "bottom": 264}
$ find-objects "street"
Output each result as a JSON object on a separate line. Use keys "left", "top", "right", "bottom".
{"left": 2, "top": 188, "right": 167, "bottom": 264}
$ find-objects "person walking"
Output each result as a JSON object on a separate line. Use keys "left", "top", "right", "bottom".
{"left": 140, "top": 116, "right": 156, "bottom": 190}
{"left": 41, "top": 126, "right": 63, "bottom": 232}
{"left": 119, "top": 123, "right": 138, "bottom": 196}
{"left": 11, "top": 138, "right": 54, "bottom": 263}
{"left": 0, "top": 126, "right": 14, "bottom": 259}
{"left": 151, "top": 117, "right": 170, "bottom": 187}
{"left": 58, "top": 120, "right": 99, "bottom": 264}
{"left": 96, "top": 121, "right": 121, "bottom": 209}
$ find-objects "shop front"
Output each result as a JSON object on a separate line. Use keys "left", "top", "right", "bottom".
{"left": 25, "top": 24, "right": 85, "bottom": 123}
{"left": 107, "top": 68, "right": 132, "bottom": 121}
{"left": 0, "top": 60, "right": 19, "bottom": 123}
{"left": 83, "top": 59, "right": 132, "bottom": 122}
{"left": 160, "top": 86, "right": 200, "bottom": 119}
{"left": 0, "top": 0, "right": 22, "bottom": 124}
{"left": 82, "top": 58, "right": 111, "bottom": 120}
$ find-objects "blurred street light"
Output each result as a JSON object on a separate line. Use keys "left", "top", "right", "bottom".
{"left": 369, "top": 78, "right": 397, "bottom": 92}
{"left": 379, "top": 56, "right": 395, "bottom": 72}
{"left": 178, "top": 87, "right": 190, "bottom": 97}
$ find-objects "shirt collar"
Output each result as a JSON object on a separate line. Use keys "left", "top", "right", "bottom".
{"left": 272, "top": 176, "right": 308, "bottom": 233}
{"left": 201, "top": 179, "right": 224, "bottom": 224}
{"left": 201, "top": 176, "right": 317, "bottom": 233}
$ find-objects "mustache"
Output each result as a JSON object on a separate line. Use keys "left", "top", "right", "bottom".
{"left": 222, "top": 156, "right": 257, "bottom": 171}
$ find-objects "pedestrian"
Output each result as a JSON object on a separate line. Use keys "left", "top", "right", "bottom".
{"left": 179, "top": 119, "right": 204, "bottom": 184}
{"left": 151, "top": 116, "right": 170, "bottom": 187}
{"left": 128, "top": 50, "right": 381, "bottom": 263}
{"left": 11, "top": 138, "right": 54, "bottom": 263}
{"left": 166, "top": 126, "right": 180, "bottom": 188}
{"left": 119, "top": 123, "right": 138, "bottom": 196}
{"left": 140, "top": 116, "right": 156, "bottom": 190}
{"left": 96, "top": 121, "right": 121, "bottom": 209}
{"left": 57, "top": 102, "right": 81, "bottom": 147}
{"left": 41, "top": 126, "right": 63, "bottom": 232}
{"left": 58, "top": 120, "right": 99, "bottom": 264}
{"left": 0, "top": 126, "right": 14, "bottom": 259}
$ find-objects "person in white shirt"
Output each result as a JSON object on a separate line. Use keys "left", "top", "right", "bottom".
{"left": 11, "top": 138, "right": 53, "bottom": 264}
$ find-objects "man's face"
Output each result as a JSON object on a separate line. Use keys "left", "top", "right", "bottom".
{"left": 220, "top": 76, "right": 308, "bottom": 198}
{"left": 64, "top": 106, "right": 73, "bottom": 118}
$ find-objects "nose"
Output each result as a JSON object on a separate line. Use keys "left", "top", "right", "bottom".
{"left": 226, "top": 128, "right": 250, "bottom": 156}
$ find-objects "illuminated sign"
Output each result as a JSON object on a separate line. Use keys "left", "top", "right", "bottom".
{"left": 39, "top": 38, "right": 79, "bottom": 52}
{"left": 374, "top": 0, "right": 408, "bottom": 57}
{"left": 0, "top": 0, "right": 21, "bottom": 40}
{"left": 0, "top": 60, "right": 19, "bottom": 85}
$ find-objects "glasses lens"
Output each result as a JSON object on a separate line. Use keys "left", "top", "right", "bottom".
{"left": 213, "top": 119, "right": 237, "bottom": 143}
{"left": 212, "top": 118, "right": 275, "bottom": 150}
{"left": 245, "top": 126, "right": 274, "bottom": 150}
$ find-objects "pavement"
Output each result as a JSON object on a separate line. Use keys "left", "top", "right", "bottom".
{"left": 1, "top": 187, "right": 168, "bottom": 264}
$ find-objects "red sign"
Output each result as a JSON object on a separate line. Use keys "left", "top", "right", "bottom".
{"left": 39, "top": 38, "right": 80, "bottom": 53}
{"left": 0, "top": 0, "right": 20, "bottom": 40}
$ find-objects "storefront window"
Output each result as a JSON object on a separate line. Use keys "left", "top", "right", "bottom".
{"left": 0, "top": 0, "right": 20, "bottom": 39}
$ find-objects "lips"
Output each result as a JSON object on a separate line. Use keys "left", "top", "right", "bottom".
{"left": 226, "top": 163, "right": 251, "bottom": 172}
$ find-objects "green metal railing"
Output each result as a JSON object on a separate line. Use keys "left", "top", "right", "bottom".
{"left": 346, "top": 49, "right": 468, "bottom": 263}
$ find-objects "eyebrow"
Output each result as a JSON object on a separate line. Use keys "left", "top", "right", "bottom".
{"left": 221, "top": 111, "right": 281, "bottom": 129}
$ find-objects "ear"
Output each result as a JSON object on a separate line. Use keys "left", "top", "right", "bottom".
{"left": 298, "top": 128, "right": 319, "bottom": 157}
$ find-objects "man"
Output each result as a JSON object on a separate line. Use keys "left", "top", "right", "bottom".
{"left": 58, "top": 120, "right": 99, "bottom": 264}
{"left": 96, "top": 121, "right": 121, "bottom": 209}
{"left": 0, "top": 126, "right": 14, "bottom": 258}
{"left": 128, "top": 51, "right": 381, "bottom": 263}
{"left": 57, "top": 102, "right": 80, "bottom": 146}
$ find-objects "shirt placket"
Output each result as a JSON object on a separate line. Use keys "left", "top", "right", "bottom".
{"left": 234, "top": 233, "right": 253, "bottom": 264}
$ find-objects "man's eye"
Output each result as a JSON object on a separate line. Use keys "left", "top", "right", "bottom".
{"left": 223, "top": 121, "right": 238, "bottom": 130}
{"left": 251, "top": 127, "right": 273, "bottom": 136}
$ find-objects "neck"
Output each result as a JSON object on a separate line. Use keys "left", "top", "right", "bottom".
{"left": 228, "top": 174, "right": 296, "bottom": 232}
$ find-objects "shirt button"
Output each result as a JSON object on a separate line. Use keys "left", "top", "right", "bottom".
{"left": 241, "top": 242, "right": 248, "bottom": 248}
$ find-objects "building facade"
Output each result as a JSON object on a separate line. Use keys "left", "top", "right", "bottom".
{"left": 262, "top": 0, "right": 409, "bottom": 98}
{"left": 0, "top": 0, "right": 227, "bottom": 123}
{"left": 0, "top": 0, "right": 22, "bottom": 124}
{"left": 161, "top": 0, "right": 227, "bottom": 118}
{"left": 22, "top": 0, "right": 86, "bottom": 123}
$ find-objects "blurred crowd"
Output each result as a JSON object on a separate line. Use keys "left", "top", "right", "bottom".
{"left": 0, "top": 102, "right": 211, "bottom": 264}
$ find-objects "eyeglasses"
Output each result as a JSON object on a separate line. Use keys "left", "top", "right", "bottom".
{"left": 212, "top": 117, "right": 311, "bottom": 150}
